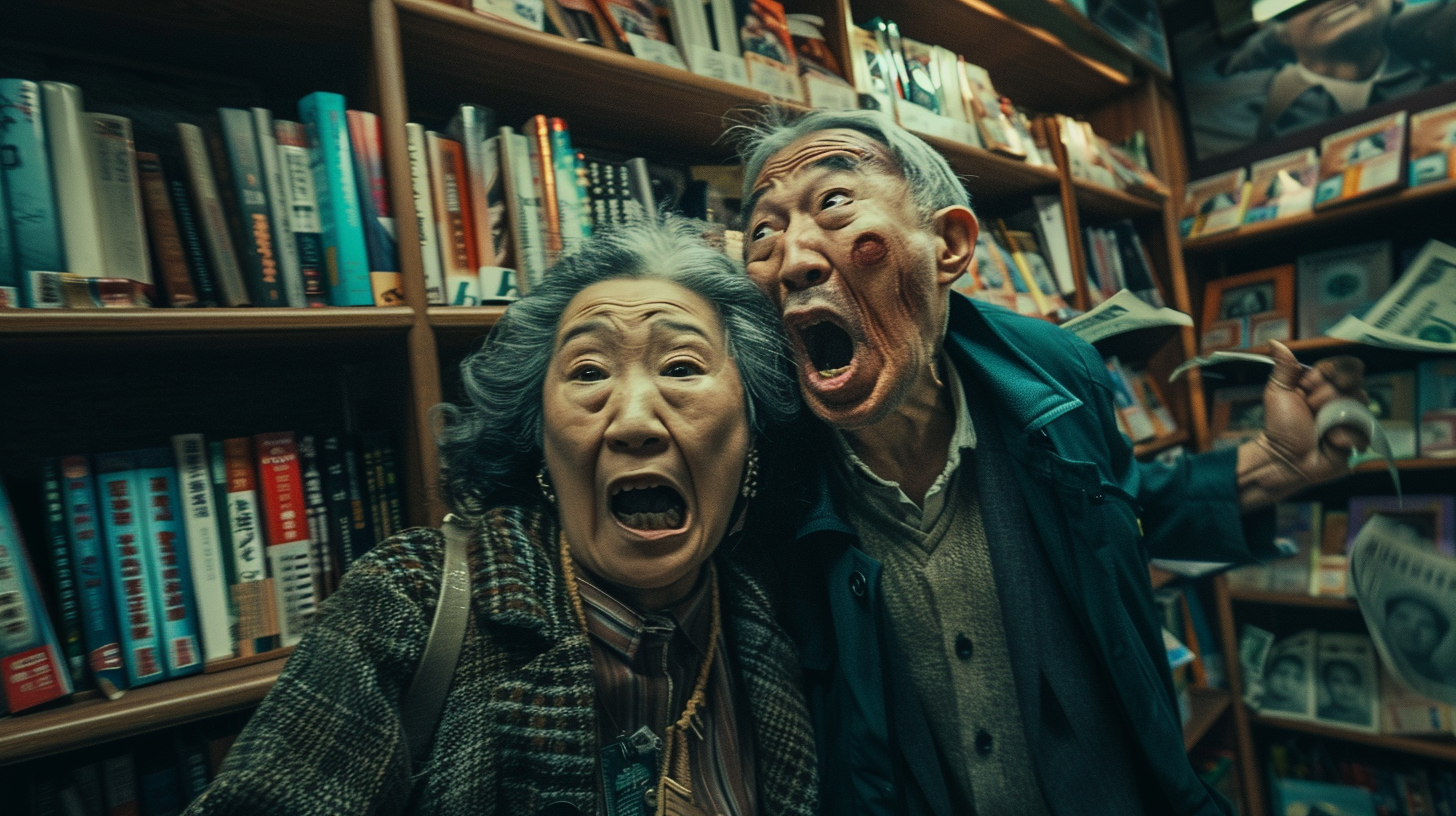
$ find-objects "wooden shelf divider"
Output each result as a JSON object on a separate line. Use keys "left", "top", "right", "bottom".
{"left": 1185, "top": 687, "right": 1233, "bottom": 750}
{"left": 1228, "top": 588, "right": 1359, "bottom": 610}
{"left": 1072, "top": 178, "right": 1166, "bottom": 221}
{"left": 1252, "top": 709, "right": 1456, "bottom": 763}
{"left": 0, "top": 307, "right": 416, "bottom": 336}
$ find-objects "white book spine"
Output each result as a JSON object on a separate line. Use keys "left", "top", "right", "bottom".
{"left": 87, "top": 114, "right": 153, "bottom": 285}
{"left": 171, "top": 434, "right": 234, "bottom": 663}
{"left": 710, "top": 0, "right": 740, "bottom": 56}
{"left": 1032, "top": 195, "right": 1077, "bottom": 296}
{"left": 500, "top": 128, "right": 547, "bottom": 288}
{"left": 267, "top": 540, "right": 315, "bottom": 648}
{"left": 41, "top": 83, "right": 108, "bottom": 278}
{"left": 252, "top": 108, "right": 304, "bottom": 307}
{"left": 406, "top": 123, "right": 446, "bottom": 305}
{"left": 177, "top": 123, "right": 250, "bottom": 306}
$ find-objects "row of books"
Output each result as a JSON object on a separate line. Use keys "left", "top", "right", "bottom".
{"left": 1082, "top": 220, "right": 1166, "bottom": 308}
{"left": 1153, "top": 583, "right": 1219, "bottom": 728}
{"left": 1105, "top": 355, "right": 1179, "bottom": 444}
{"left": 955, "top": 210, "right": 1073, "bottom": 321}
{"left": 1266, "top": 732, "right": 1456, "bottom": 816}
{"left": 1182, "top": 100, "right": 1456, "bottom": 240}
{"left": 409, "top": 105, "right": 658, "bottom": 306}
{"left": 1228, "top": 495, "right": 1456, "bottom": 600}
{"left": 0, "top": 80, "right": 399, "bottom": 309}
{"left": 1211, "top": 358, "right": 1456, "bottom": 459}
{"left": 1055, "top": 116, "right": 1167, "bottom": 199}
{"left": 0, "top": 430, "right": 404, "bottom": 713}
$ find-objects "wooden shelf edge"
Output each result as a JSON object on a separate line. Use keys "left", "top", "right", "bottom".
{"left": 1182, "top": 179, "right": 1456, "bottom": 254}
{"left": 1252, "top": 708, "right": 1456, "bottom": 762}
{"left": 427, "top": 305, "right": 509, "bottom": 328}
{"left": 1185, "top": 687, "right": 1233, "bottom": 750}
{"left": 1134, "top": 429, "right": 1188, "bottom": 459}
{"left": 937, "top": 0, "right": 1134, "bottom": 96}
{"left": 1043, "top": 0, "right": 1172, "bottom": 81}
{"left": 0, "top": 657, "right": 288, "bottom": 766}
{"left": 1073, "top": 177, "right": 1166, "bottom": 218}
{"left": 1353, "top": 457, "right": 1456, "bottom": 473}
{"left": 1228, "top": 588, "right": 1358, "bottom": 610}
{"left": 0, "top": 307, "right": 416, "bottom": 335}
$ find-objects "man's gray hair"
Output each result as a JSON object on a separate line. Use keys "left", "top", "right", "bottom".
{"left": 435, "top": 213, "right": 799, "bottom": 515}
{"left": 734, "top": 108, "right": 971, "bottom": 221}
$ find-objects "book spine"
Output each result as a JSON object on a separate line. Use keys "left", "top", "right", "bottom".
{"left": 375, "top": 433, "right": 404, "bottom": 533}
{"left": 0, "top": 479, "right": 75, "bottom": 711}
{"left": 320, "top": 435, "right": 357, "bottom": 577}
{"left": 585, "top": 157, "right": 609, "bottom": 230}
{"left": 525, "top": 115, "right": 563, "bottom": 262}
{"left": 298, "top": 92, "right": 372, "bottom": 306}
{"left": 88, "top": 114, "right": 154, "bottom": 288}
{"left": 207, "top": 441, "right": 240, "bottom": 652}
{"left": 158, "top": 153, "right": 217, "bottom": 306}
{"left": 58, "top": 455, "right": 128, "bottom": 695}
{"left": 254, "top": 432, "right": 318, "bottom": 647}
{"left": 548, "top": 118, "right": 588, "bottom": 252}
{"left": 341, "top": 441, "right": 374, "bottom": 563}
{"left": 426, "top": 133, "right": 480, "bottom": 306}
{"left": 135, "top": 152, "right": 198, "bottom": 306}
{"left": 360, "top": 439, "right": 387, "bottom": 543}
{"left": 170, "top": 434, "right": 233, "bottom": 664}
{"left": 614, "top": 162, "right": 637, "bottom": 222}
{"left": 0, "top": 138, "right": 18, "bottom": 303}
{"left": 297, "top": 434, "right": 336, "bottom": 598}
{"left": 344, "top": 110, "right": 402, "bottom": 306}
{"left": 101, "top": 752, "right": 139, "bottom": 816}
{"left": 40, "top": 82, "right": 108, "bottom": 280}
{"left": 220, "top": 437, "right": 276, "bottom": 656}
{"left": 482, "top": 135, "right": 512, "bottom": 273}
{"left": 0, "top": 79, "right": 67, "bottom": 307}
{"left": 405, "top": 123, "right": 446, "bottom": 305}
{"left": 176, "top": 123, "right": 249, "bottom": 306}
{"left": 134, "top": 447, "right": 202, "bottom": 678}
{"left": 40, "top": 458, "right": 88, "bottom": 687}
{"left": 273, "top": 121, "right": 330, "bottom": 307}
{"left": 252, "top": 107, "right": 305, "bottom": 307}
{"left": 572, "top": 150, "right": 592, "bottom": 237}
{"left": 499, "top": 128, "right": 547, "bottom": 287}
{"left": 624, "top": 157, "right": 656, "bottom": 216}
{"left": 217, "top": 107, "right": 284, "bottom": 306}
{"left": 449, "top": 104, "right": 499, "bottom": 276}
{"left": 94, "top": 451, "right": 166, "bottom": 687}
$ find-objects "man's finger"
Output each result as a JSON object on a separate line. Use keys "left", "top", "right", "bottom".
{"left": 1315, "top": 355, "right": 1365, "bottom": 392}
{"left": 1267, "top": 340, "right": 1306, "bottom": 392}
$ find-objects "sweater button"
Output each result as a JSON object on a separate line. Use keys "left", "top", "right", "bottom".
{"left": 1090, "top": 491, "right": 1106, "bottom": 504}
{"left": 848, "top": 569, "right": 868, "bottom": 599}
{"left": 975, "top": 730, "right": 994, "bottom": 756}
{"left": 955, "top": 634, "right": 974, "bottom": 660}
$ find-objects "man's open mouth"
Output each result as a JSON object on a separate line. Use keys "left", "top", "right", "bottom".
{"left": 800, "top": 320, "right": 856, "bottom": 379}
{"left": 609, "top": 484, "right": 687, "bottom": 531}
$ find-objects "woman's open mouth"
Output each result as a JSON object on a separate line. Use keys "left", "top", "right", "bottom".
{"left": 610, "top": 484, "right": 688, "bottom": 533}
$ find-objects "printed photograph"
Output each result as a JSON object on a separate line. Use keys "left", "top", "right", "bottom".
{"left": 1220, "top": 282, "right": 1276, "bottom": 318}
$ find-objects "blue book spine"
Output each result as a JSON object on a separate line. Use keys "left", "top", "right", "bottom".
{"left": 297, "top": 92, "right": 371, "bottom": 306}
{"left": 58, "top": 455, "right": 129, "bottom": 695}
{"left": 0, "top": 479, "right": 75, "bottom": 711}
{"left": 95, "top": 451, "right": 166, "bottom": 687}
{"left": 0, "top": 165, "right": 18, "bottom": 305}
{"left": 40, "top": 458, "right": 88, "bottom": 686}
{"left": 136, "top": 448, "right": 203, "bottom": 678}
{"left": 0, "top": 79, "right": 67, "bottom": 307}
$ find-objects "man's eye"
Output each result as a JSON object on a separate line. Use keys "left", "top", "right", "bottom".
{"left": 573, "top": 366, "right": 607, "bottom": 382}
{"left": 663, "top": 362, "right": 703, "bottom": 378}
{"left": 822, "top": 192, "right": 850, "bottom": 209}
{"left": 751, "top": 223, "right": 778, "bottom": 242}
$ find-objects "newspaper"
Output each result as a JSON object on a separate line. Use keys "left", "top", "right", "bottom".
{"left": 1059, "top": 288, "right": 1192, "bottom": 345}
{"left": 1327, "top": 239, "right": 1456, "bottom": 351}
{"left": 1351, "top": 514, "right": 1456, "bottom": 705}
{"left": 1239, "top": 624, "right": 1277, "bottom": 708}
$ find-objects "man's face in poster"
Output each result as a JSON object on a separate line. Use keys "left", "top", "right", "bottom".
{"left": 1280, "top": 0, "right": 1394, "bottom": 67}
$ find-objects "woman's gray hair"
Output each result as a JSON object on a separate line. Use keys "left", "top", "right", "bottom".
{"left": 732, "top": 107, "right": 971, "bottom": 222}
{"left": 435, "top": 213, "right": 799, "bottom": 515}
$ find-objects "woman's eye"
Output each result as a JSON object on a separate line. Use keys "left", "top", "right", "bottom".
{"left": 663, "top": 362, "right": 702, "bottom": 378}
{"left": 573, "top": 366, "right": 607, "bottom": 382}
{"left": 822, "top": 192, "right": 850, "bottom": 209}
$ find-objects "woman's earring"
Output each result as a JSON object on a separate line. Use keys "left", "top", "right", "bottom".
{"left": 537, "top": 466, "right": 556, "bottom": 504}
{"left": 740, "top": 447, "right": 759, "bottom": 499}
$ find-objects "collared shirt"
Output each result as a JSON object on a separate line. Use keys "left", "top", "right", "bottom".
{"left": 831, "top": 356, "right": 977, "bottom": 530}
{"left": 1294, "top": 58, "right": 1387, "bottom": 113}
{"left": 578, "top": 565, "right": 757, "bottom": 816}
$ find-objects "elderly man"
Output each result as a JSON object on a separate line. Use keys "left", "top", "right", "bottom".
{"left": 737, "top": 109, "right": 1365, "bottom": 816}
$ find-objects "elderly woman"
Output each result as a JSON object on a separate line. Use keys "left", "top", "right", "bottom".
{"left": 186, "top": 216, "right": 818, "bottom": 816}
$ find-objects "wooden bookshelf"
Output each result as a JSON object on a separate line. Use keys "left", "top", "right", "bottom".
{"left": 426, "top": 305, "right": 509, "bottom": 329}
{"left": 0, "top": 307, "right": 416, "bottom": 336}
{"left": 911, "top": 131, "right": 1063, "bottom": 200}
{"left": 1228, "top": 588, "right": 1359, "bottom": 610}
{"left": 1252, "top": 710, "right": 1456, "bottom": 763}
{"left": 0, "top": 658, "right": 288, "bottom": 766}
{"left": 1185, "top": 687, "right": 1234, "bottom": 751}
{"left": 1042, "top": 0, "right": 1172, "bottom": 80}
{"left": 1182, "top": 178, "right": 1456, "bottom": 254}
{"left": 1072, "top": 178, "right": 1166, "bottom": 220}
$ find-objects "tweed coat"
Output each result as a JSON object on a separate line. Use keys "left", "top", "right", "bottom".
{"left": 185, "top": 504, "right": 819, "bottom": 816}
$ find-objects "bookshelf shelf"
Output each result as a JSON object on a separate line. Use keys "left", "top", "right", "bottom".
{"left": 1042, "top": 0, "right": 1172, "bottom": 81}
{"left": 1228, "top": 588, "right": 1359, "bottom": 610}
{"left": 1181, "top": 179, "right": 1456, "bottom": 254}
{"left": 1354, "top": 457, "right": 1456, "bottom": 473}
{"left": 1252, "top": 709, "right": 1456, "bottom": 763}
{"left": 426, "top": 305, "right": 508, "bottom": 329}
{"left": 912, "top": 131, "right": 1063, "bottom": 200}
{"left": 0, "top": 658, "right": 288, "bottom": 766}
{"left": 0, "top": 307, "right": 416, "bottom": 337}
{"left": 1072, "top": 178, "right": 1165, "bottom": 220}
{"left": 1185, "top": 687, "right": 1233, "bottom": 750}
{"left": 1134, "top": 428, "right": 1189, "bottom": 459}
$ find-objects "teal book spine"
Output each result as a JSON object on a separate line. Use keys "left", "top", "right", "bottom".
{"left": 95, "top": 452, "right": 166, "bottom": 687}
{"left": 0, "top": 79, "right": 67, "bottom": 306}
{"left": 297, "top": 92, "right": 371, "bottom": 306}
{"left": 135, "top": 447, "right": 203, "bottom": 678}
{"left": 58, "top": 455, "right": 129, "bottom": 696}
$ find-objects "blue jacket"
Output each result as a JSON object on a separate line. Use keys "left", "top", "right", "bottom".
{"left": 782, "top": 294, "right": 1278, "bottom": 816}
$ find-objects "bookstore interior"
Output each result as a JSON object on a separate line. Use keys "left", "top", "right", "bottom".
{"left": 2, "top": 0, "right": 1456, "bottom": 812}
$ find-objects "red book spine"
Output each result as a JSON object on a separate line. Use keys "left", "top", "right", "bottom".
{"left": 253, "top": 432, "right": 307, "bottom": 546}
{"left": 135, "top": 152, "right": 198, "bottom": 306}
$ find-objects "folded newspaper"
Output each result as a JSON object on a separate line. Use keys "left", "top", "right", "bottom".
{"left": 1351, "top": 515, "right": 1456, "bottom": 705}
{"left": 1060, "top": 289, "right": 1192, "bottom": 345}
{"left": 1327, "top": 239, "right": 1456, "bottom": 351}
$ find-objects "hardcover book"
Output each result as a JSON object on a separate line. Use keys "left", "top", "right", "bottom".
{"left": 445, "top": 104, "right": 499, "bottom": 286}
{"left": 297, "top": 434, "right": 337, "bottom": 598}
{"left": 216, "top": 107, "right": 285, "bottom": 306}
{"left": 135, "top": 447, "right": 203, "bottom": 678}
{"left": 405, "top": 123, "right": 446, "bottom": 305}
{"left": 1315, "top": 112, "right": 1407, "bottom": 208}
{"left": 58, "top": 455, "right": 127, "bottom": 696}
{"left": 40, "top": 459, "right": 88, "bottom": 687}
{"left": 253, "top": 107, "right": 305, "bottom": 307}
{"left": 217, "top": 438, "right": 277, "bottom": 656}
{"left": 88, "top": 113, "right": 154, "bottom": 289}
{"left": 524, "top": 115, "right": 564, "bottom": 264}
{"left": 549, "top": 117, "right": 589, "bottom": 257}
{"left": 0, "top": 79, "right": 67, "bottom": 307}
{"left": 0, "top": 480, "right": 75, "bottom": 711}
{"left": 158, "top": 152, "right": 218, "bottom": 307}
{"left": 320, "top": 434, "right": 362, "bottom": 572}
{"left": 135, "top": 152, "right": 198, "bottom": 307}
{"left": 171, "top": 434, "right": 233, "bottom": 663}
{"left": 274, "top": 120, "right": 329, "bottom": 306}
{"left": 344, "top": 109, "right": 403, "bottom": 306}
{"left": 298, "top": 92, "right": 372, "bottom": 306}
{"left": 425, "top": 132, "right": 481, "bottom": 306}
{"left": 41, "top": 82, "right": 107, "bottom": 281}
{"left": 94, "top": 451, "right": 166, "bottom": 687}
{"left": 176, "top": 122, "right": 250, "bottom": 306}
{"left": 499, "top": 126, "right": 549, "bottom": 289}
{"left": 254, "top": 432, "right": 319, "bottom": 647}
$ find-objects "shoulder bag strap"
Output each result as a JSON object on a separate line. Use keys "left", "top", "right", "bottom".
{"left": 401, "top": 513, "right": 474, "bottom": 765}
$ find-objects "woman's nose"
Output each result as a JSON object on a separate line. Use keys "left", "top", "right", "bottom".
{"left": 605, "top": 378, "right": 668, "bottom": 453}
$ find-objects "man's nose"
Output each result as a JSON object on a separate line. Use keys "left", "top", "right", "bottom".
{"left": 780, "top": 221, "right": 831, "bottom": 293}
{"left": 604, "top": 376, "right": 669, "bottom": 453}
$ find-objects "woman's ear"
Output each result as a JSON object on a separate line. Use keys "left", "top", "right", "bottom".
{"left": 932, "top": 206, "right": 980, "bottom": 288}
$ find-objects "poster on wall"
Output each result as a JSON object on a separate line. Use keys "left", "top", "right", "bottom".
{"left": 1071, "top": 0, "right": 1175, "bottom": 75}
{"left": 1171, "top": 0, "right": 1456, "bottom": 163}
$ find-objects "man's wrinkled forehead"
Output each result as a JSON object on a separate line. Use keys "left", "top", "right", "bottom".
{"left": 749, "top": 128, "right": 896, "bottom": 210}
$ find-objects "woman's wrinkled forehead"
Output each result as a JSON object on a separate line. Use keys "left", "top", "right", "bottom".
{"left": 750, "top": 128, "right": 896, "bottom": 200}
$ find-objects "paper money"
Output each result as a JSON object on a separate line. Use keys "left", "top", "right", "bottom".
{"left": 1351, "top": 514, "right": 1456, "bottom": 705}
{"left": 1239, "top": 624, "right": 1276, "bottom": 708}
{"left": 1060, "top": 289, "right": 1192, "bottom": 345}
{"left": 1327, "top": 239, "right": 1456, "bottom": 350}
{"left": 1167, "top": 351, "right": 1275, "bottom": 383}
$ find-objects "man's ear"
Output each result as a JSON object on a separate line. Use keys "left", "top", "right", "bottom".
{"left": 932, "top": 206, "right": 979, "bottom": 288}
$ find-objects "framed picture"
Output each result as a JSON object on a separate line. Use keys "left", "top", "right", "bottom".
{"left": 1314, "top": 112, "right": 1408, "bottom": 208}
{"left": 1346, "top": 494, "right": 1456, "bottom": 555}
{"left": 1201, "top": 265, "right": 1295, "bottom": 348}
{"left": 1243, "top": 148, "right": 1317, "bottom": 224}
{"left": 1259, "top": 629, "right": 1318, "bottom": 720}
{"left": 1314, "top": 632, "right": 1380, "bottom": 732}
{"left": 1352, "top": 371, "right": 1418, "bottom": 463}
{"left": 1410, "top": 100, "right": 1456, "bottom": 187}
{"left": 1296, "top": 241, "right": 1393, "bottom": 339}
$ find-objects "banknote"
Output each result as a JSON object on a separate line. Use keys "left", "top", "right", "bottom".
{"left": 1239, "top": 624, "right": 1276, "bottom": 708}
{"left": 1351, "top": 514, "right": 1456, "bottom": 705}
{"left": 1328, "top": 239, "right": 1456, "bottom": 350}
{"left": 1060, "top": 289, "right": 1192, "bottom": 345}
